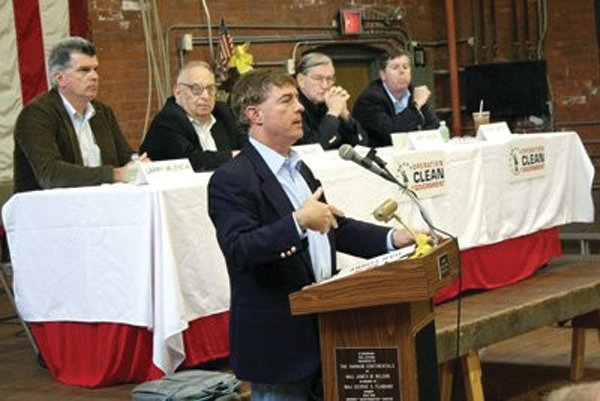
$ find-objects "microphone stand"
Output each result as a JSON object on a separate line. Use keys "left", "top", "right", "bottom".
{"left": 367, "top": 148, "right": 463, "bottom": 376}
{"left": 367, "top": 148, "right": 440, "bottom": 246}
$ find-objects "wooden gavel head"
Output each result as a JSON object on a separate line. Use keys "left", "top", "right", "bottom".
{"left": 372, "top": 199, "right": 398, "bottom": 223}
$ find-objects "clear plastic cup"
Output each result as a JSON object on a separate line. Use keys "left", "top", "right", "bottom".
{"left": 472, "top": 111, "right": 490, "bottom": 135}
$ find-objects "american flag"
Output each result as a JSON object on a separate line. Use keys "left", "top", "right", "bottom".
{"left": 0, "top": 0, "right": 87, "bottom": 183}
{"left": 217, "top": 18, "right": 234, "bottom": 72}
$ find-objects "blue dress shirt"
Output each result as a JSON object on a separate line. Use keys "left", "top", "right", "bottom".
{"left": 249, "top": 138, "right": 332, "bottom": 282}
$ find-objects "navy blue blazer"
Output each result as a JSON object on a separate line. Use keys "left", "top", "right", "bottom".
{"left": 353, "top": 80, "right": 439, "bottom": 147}
{"left": 207, "top": 141, "right": 390, "bottom": 384}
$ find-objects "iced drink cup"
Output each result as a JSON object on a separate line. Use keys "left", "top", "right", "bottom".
{"left": 472, "top": 111, "right": 490, "bottom": 135}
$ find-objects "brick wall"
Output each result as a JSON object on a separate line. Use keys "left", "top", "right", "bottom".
{"left": 87, "top": 0, "right": 599, "bottom": 148}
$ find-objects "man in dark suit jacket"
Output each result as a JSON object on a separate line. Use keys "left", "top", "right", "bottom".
{"left": 140, "top": 61, "right": 244, "bottom": 172}
{"left": 13, "top": 37, "right": 135, "bottom": 193}
{"left": 353, "top": 49, "right": 439, "bottom": 147}
{"left": 293, "top": 52, "right": 368, "bottom": 149}
{"left": 208, "top": 70, "right": 415, "bottom": 401}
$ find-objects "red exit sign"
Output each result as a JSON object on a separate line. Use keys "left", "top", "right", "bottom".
{"left": 339, "top": 9, "right": 362, "bottom": 35}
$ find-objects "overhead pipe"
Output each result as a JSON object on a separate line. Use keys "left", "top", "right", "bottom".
{"left": 490, "top": 0, "right": 498, "bottom": 59}
{"left": 445, "top": 0, "right": 462, "bottom": 135}
{"left": 471, "top": 0, "right": 479, "bottom": 64}
{"left": 511, "top": 0, "right": 520, "bottom": 59}
{"left": 291, "top": 39, "right": 399, "bottom": 66}
{"left": 416, "top": 38, "right": 473, "bottom": 47}
{"left": 164, "top": 22, "right": 410, "bottom": 88}
{"left": 523, "top": 0, "right": 531, "bottom": 58}
{"left": 479, "top": 0, "right": 487, "bottom": 62}
{"left": 164, "top": 22, "right": 340, "bottom": 89}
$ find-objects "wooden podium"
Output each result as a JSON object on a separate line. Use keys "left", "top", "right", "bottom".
{"left": 289, "top": 238, "right": 459, "bottom": 401}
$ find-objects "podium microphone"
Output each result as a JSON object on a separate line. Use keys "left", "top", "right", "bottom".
{"left": 366, "top": 148, "right": 388, "bottom": 169}
{"left": 339, "top": 145, "right": 413, "bottom": 194}
{"left": 339, "top": 144, "right": 440, "bottom": 246}
{"left": 338, "top": 145, "right": 396, "bottom": 184}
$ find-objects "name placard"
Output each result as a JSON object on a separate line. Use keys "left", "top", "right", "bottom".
{"left": 391, "top": 133, "right": 411, "bottom": 151}
{"left": 408, "top": 129, "right": 445, "bottom": 150}
{"left": 291, "top": 143, "right": 325, "bottom": 158}
{"left": 390, "top": 150, "right": 447, "bottom": 199}
{"left": 477, "top": 121, "right": 512, "bottom": 142}
{"left": 506, "top": 136, "right": 546, "bottom": 182}
{"left": 138, "top": 159, "right": 196, "bottom": 185}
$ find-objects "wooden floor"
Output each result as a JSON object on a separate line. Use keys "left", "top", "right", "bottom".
{"left": 1, "top": 289, "right": 599, "bottom": 400}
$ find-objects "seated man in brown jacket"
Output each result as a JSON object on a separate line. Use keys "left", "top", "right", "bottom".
{"left": 13, "top": 36, "right": 137, "bottom": 193}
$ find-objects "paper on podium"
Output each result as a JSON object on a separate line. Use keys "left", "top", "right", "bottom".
{"left": 316, "top": 244, "right": 416, "bottom": 286}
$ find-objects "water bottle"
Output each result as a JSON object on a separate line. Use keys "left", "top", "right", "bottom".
{"left": 127, "top": 153, "right": 140, "bottom": 183}
{"left": 439, "top": 120, "right": 450, "bottom": 142}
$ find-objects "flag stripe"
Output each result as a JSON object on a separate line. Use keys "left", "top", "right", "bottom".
{"left": 0, "top": 0, "right": 82, "bottom": 184}
{"left": 0, "top": 1, "right": 22, "bottom": 183}
{"left": 39, "top": 0, "right": 70, "bottom": 89}
{"left": 68, "top": 0, "right": 87, "bottom": 37}
{"left": 13, "top": 0, "right": 47, "bottom": 104}
{"left": 218, "top": 20, "right": 234, "bottom": 70}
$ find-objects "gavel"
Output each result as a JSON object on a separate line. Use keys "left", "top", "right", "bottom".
{"left": 373, "top": 198, "right": 435, "bottom": 257}
{"left": 372, "top": 199, "right": 417, "bottom": 240}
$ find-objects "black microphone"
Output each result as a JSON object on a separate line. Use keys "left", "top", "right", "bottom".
{"left": 366, "top": 148, "right": 387, "bottom": 169}
{"left": 338, "top": 145, "right": 396, "bottom": 184}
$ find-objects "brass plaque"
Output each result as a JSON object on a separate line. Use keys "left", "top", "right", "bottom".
{"left": 335, "top": 347, "right": 401, "bottom": 401}
{"left": 437, "top": 252, "right": 451, "bottom": 279}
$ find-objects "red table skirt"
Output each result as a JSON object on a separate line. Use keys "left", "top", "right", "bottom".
{"left": 29, "top": 228, "right": 561, "bottom": 387}
{"left": 30, "top": 311, "right": 229, "bottom": 388}
{"left": 433, "top": 227, "right": 562, "bottom": 303}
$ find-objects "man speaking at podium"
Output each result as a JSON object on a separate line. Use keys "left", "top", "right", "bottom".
{"left": 208, "top": 70, "right": 415, "bottom": 401}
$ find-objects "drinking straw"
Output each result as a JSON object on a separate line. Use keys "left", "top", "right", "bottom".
{"left": 479, "top": 99, "right": 484, "bottom": 114}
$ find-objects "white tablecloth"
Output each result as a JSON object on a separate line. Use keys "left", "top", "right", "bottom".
{"left": 2, "top": 131, "right": 593, "bottom": 374}
{"left": 3, "top": 175, "right": 230, "bottom": 374}
{"left": 309, "top": 131, "right": 594, "bottom": 251}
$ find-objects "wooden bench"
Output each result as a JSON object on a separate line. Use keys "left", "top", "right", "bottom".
{"left": 434, "top": 255, "right": 600, "bottom": 401}
{"left": 559, "top": 231, "right": 600, "bottom": 255}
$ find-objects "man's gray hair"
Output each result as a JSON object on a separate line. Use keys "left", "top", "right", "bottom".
{"left": 48, "top": 36, "right": 96, "bottom": 88}
{"left": 295, "top": 52, "right": 332, "bottom": 76}
{"left": 176, "top": 61, "right": 214, "bottom": 83}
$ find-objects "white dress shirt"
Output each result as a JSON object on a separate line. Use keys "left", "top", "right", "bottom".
{"left": 189, "top": 114, "right": 217, "bottom": 151}
{"left": 60, "top": 93, "right": 101, "bottom": 167}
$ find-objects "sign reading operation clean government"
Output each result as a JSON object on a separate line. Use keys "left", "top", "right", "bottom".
{"left": 507, "top": 136, "right": 546, "bottom": 182}
{"left": 391, "top": 151, "right": 446, "bottom": 199}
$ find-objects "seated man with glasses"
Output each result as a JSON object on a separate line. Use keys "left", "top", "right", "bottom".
{"left": 140, "top": 61, "right": 244, "bottom": 171}
{"left": 294, "top": 52, "right": 368, "bottom": 150}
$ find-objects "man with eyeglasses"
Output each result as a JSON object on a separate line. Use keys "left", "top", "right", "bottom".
{"left": 140, "top": 61, "right": 244, "bottom": 171}
{"left": 294, "top": 52, "right": 368, "bottom": 150}
{"left": 13, "top": 36, "right": 138, "bottom": 192}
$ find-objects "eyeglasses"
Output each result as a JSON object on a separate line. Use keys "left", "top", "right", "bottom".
{"left": 178, "top": 82, "right": 217, "bottom": 97}
{"left": 307, "top": 75, "right": 336, "bottom": 85}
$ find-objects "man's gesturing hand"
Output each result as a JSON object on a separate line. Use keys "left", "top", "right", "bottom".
{"left": 294, "top": 187, "right": 345, "bottom": 234}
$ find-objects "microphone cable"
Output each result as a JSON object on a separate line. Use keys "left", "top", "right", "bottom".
{"left": 366, "top": 146, "right": 464, "bottom": 388}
